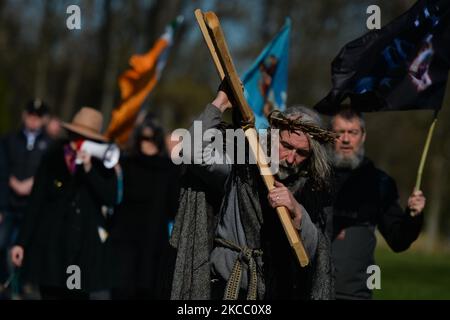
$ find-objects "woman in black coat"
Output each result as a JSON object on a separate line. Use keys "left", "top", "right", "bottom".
{"left": 109, "top": 115, "right": 179, "bottom": 299}
{"left": 10, "top": 108, "right": 117, "bottom": 299}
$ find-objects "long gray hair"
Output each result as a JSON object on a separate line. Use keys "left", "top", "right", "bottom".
{"left": 278, "top": 106, "right": 332, "bottom": 189}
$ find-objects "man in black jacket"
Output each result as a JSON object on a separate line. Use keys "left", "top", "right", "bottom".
{"left": 330, "top": 107, "right": 426, "bottom": 300}
{"left": 1, "top": 100, "right": 51, "bottom": 296}
{"left": 3, "top": 100, "right": 51, "bottom": 234}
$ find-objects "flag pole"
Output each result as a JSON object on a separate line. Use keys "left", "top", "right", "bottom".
{"left": 414, "top": 71, "right": 450, "bottom": 197}
{"left": 414, "top": 116, "right": 437, "bottom": 192}
{"left": 412, "top": 113, "right": 437, "bottom": 218}
{"left": 416, "top": 70, "right": 450, "bottom": 193}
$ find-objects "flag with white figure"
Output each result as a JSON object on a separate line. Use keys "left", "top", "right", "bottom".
{"left": 242, "top": 18, "right": 291, "bottom": 129}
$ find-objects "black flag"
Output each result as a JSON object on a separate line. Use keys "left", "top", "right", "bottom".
{"left": 315, "top": 0, "right": 450, "bottom": 114}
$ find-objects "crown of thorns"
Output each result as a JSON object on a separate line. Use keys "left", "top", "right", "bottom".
{"left": 268, "top": 110, "right": 337, "bottom": 144}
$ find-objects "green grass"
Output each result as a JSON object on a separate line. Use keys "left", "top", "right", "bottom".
{"left": 373, "top": 246, "right": 450, "bottom": 299}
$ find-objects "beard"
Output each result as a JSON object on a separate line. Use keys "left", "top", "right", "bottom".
{"left": 331, "top": 145, "right": 365, "bottom": 170}
{"left": 277, "top": 159, "right": 301, "bottom": 180}
{"left": 276, "top": 159, "right": 308, "bottom": 194}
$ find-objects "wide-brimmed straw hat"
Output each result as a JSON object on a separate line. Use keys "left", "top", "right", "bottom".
{"left": 61, "top": 107, "right": 108, "bottom": 142}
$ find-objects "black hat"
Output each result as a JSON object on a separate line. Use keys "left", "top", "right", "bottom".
{"left": 25, "top": 99, "right": 49, "bottom": 117}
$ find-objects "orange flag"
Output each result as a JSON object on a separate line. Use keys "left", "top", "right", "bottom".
{"left": 106, "top": 17, "right": 183, "bottom": 145}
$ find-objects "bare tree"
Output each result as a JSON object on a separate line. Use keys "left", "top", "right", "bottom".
{"left": 99, "top": 0, "right": 120, "bottom": 124}
{"left": 34, "top": 0, "right": 55, "bottom": 100}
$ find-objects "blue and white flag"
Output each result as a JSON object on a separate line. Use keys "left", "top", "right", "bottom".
{"left": 243, "top": 18, "right": 291, "bottom": 129}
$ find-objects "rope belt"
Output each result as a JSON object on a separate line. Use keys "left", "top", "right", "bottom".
{"left": 215, "top": 238, "right": 263, "bottom": 300}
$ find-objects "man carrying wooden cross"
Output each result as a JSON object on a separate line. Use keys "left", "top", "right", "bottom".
{"left": 169, "top": 83, "right": 336, "bottom": 300}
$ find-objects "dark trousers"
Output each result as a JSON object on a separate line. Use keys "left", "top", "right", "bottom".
{"left": 0, "top": 211, "right": 14, "bottom": 284}
{"left": 111, "top": 287, "right": 154, "bottom": 300}
{"left": 40, "top": 286, "right": 89, "bottom": 300}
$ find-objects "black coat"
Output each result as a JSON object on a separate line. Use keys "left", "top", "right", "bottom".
{"left": 331, "top": 157, "right": 423, "bottom": 299}
{"left": 3, "top": 128, "right": 52, "bottom": 213}
{"left": 109, "top": 154, "right": 180, "bottom": 294}
{"left": 17, "top": 141, "right": 117, "bottom": 292}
